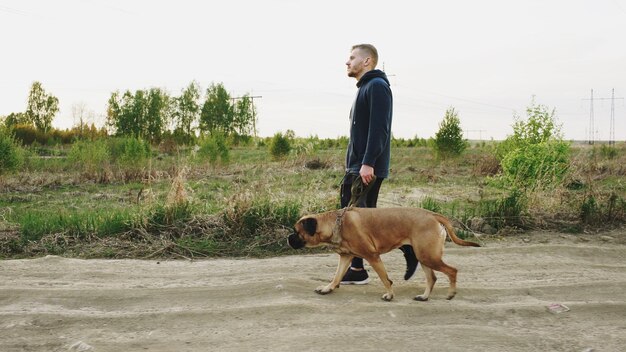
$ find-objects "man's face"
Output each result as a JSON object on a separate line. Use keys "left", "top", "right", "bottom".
{"left": 346, "top": 48, "right": 369, "bottom": 79}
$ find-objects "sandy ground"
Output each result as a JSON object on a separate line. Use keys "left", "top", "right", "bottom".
{"left": 1, "top": 231, "right": 625, "bottom": 352}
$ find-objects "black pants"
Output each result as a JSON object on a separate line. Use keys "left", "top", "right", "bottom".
{"left": 340, "top": 173, "right": 384, "bottom": 269}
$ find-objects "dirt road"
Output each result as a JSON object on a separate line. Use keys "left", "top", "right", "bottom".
{"left": 1, "top": 232, "right": 625, "bottom": 352}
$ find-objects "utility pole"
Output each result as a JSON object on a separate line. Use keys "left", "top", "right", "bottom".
{"left": 582, "top": 89, "right": 623, "bottom": 145}
{"left": 610, "top": 89, "right": 615, "bottom": 145}
{"left": 382, "top": 62, "right": 396, "bottom": 77}
{"left": 589, "top": 89, "right": 594, "bottom": 145}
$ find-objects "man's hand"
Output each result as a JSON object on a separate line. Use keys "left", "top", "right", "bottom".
{"left": 359, "top": 164, "right": 375, "bottom": 185}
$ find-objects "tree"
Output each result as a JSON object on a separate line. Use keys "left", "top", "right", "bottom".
{"left": 72, "top": 102, "right": 96, "bottom": 137}
{"left": 233, "top": 94, "right": 257, "bottom": 137}
{"left": 3, "top": 112, "right": 28, "bottom": 128}
{"left": 433, "top": 107, "right": 467, "bottom": 159}
{"left": 25, "top": 81, "right": 59, "bottom": 132}
{"left": 200, "top": 82, "right": 233, "bottom": 135}
{"left": 130, "top": 89, "right": 148, "bottom": 137}
{"left": 172, "top": 81, "right": 201, "bottom": 140}
{"left": 106, "top": 91, "right": 121, "bottom": 134}
{"left": 145, "top": 88, "right": 171, "bottom": 143}
{"left": 107, "top": 90, "right": 140, "bottom": 137}
{"left": 107, "top": 88, "right": 170, "bottom": 141}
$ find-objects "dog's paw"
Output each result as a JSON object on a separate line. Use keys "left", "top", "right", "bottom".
{"left": 413, "top": 295, "right": 429, "bottom": 302}
{"left": 381, "top": 293, "right": 394, "bottom": 302}
{"left": 314, "top": 285, "right": 334, "bottom": 295}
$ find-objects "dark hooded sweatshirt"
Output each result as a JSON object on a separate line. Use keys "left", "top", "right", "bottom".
{"left": 345, "top": 69, "right": 393, "bottom": 178}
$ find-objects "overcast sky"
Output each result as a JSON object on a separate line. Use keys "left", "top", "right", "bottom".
{"left": 1, "top": 0, "right": 625, "bottom": 140}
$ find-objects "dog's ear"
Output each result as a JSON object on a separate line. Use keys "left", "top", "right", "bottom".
{"left": 301, "top": 217, "right": 317, "bottom": 236}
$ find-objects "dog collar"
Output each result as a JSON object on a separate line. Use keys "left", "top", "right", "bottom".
{"left": 331, "top": 206, "right": 351, "bottom": 246}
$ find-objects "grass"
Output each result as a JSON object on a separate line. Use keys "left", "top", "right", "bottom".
{"left": 0, "top": 140, "right": 624, "bottom": 259}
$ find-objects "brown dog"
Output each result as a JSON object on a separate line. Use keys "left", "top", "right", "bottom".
{"left": 288, "top": 207, "right": 480, "bottom": 301}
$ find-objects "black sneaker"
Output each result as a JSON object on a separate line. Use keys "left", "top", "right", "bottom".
{"left": 340, "top": 268, "right": 370, "bottom": 285}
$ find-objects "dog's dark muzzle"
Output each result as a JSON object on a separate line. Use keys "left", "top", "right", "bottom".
{"left": 288, "top": 233, "right": 306, "bottom": 249}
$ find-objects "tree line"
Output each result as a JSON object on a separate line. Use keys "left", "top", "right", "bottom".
{"left": 107, "top": 81, "right": 257, "bottom": 143}
{"left": 2, "top": 81, "right": 258, "bottom": 144}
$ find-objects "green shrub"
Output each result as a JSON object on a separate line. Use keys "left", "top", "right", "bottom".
{"left": 496, "top": 100, "right": 570, "bottom": 190}
{"left": 478, "top": 189, "right": 527, "bottom": 229}
{"left": 580, "top": 195, "right": 599, "bottom": 225}
{"left": 433, "top": 107, "right": 468, "bottom": 159}
{"left": 12, "top": 124, "right": 46, "bottom": 145}
{"left": 197, "top": 132, "right": 230, "bottom": 164}
{"left": 269, "top": 132, "right": 291, "bottom": 159}
{"left": 580, "top": 192, "right": 626, "bottom": 225}
{"left": 599, "top": 144, "right": 618, "bottom": 159}
{"left": 0, "top": 129, "right": 25, "bottom": 174}
{"left": 107, "top": 136, "right": 150, "bottom": 163}
{"left": 119, "top": 137, "right": 151, "bottom": 165}
{"left": 68, "top": 139, "right": 110, "bottom": 175}
{"left": 501, "top": 140, "right": 570, "bottom": 190}
{"left": 496, "top": 100, "right": 563, "bottom": 159}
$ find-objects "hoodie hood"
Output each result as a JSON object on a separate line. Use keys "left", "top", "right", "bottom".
{"left": 356, "top": 69, "right": 390, "bottom": 88}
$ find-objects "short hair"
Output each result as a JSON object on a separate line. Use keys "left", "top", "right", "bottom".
{"left": 352, "top": 44, "right": 379, "bottom": 68}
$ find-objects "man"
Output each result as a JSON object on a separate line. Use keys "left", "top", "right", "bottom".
{"left": 340, "top": 44, "right": 418, "bottom": 285}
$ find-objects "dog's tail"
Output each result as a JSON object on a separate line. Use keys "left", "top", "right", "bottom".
{"left": 433, "top": 213, "right": 481, "bottom": 247}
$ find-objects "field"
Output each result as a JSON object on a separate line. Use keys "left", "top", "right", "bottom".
{"left": 1, "top": 142, "right": 624, "bottom": 259}
{"left": 1, "top": 141, "right": 625, "bottom": 351}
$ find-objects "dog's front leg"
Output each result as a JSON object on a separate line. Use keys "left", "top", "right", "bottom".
{"left": 367, "top": 256, "right": 394, "bottom": 301}
{"left": 315, "top": 254, "right": 352, "bottom": 295}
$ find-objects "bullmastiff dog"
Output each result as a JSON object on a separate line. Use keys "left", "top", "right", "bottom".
{"left": 288, "top": 207, "right": 480, "bottom": 301}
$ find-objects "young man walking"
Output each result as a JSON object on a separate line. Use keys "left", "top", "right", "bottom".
{"left": 341, "top": 44, "right": 417, "bottom": 284}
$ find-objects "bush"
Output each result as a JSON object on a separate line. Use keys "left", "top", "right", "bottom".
{"left": 600, "top": 144, "right": 618, "bottom": 159}
{"left": 11, "top": 124, "right": 79, "bottom": 146}
{"left": 478, "top": 189, "right": 528, "bottom": 229}
{"left": 433, "top": 107, "right": 467, "bottom": 159}
{"left": 501, "top": 140, "right": 570, "bottom": 190}
{"left": 68, "top": 139, "right": 111, "bottom": 176}
{"left": 580, "top": 192, "right": 626, "bottom": 225}
{"left": 107, "top": 136, "right": 150, "bottom": 163}
{"left": 0, "top": 129, "right": 25, "bottom": 174}
{"left": 496, "top": 100, "right": 562, "bottom": 160}
{"left": 196, "top": 132, "right": 230, "bottom": 164}
{"left": 12, "top": 124, "right": 45, "bottom": 145}
{"left": 269, "top": 132, "right": 291, "bottom": 159}
{"left": 496, "top": 100, "right": 570, "bottom": 191}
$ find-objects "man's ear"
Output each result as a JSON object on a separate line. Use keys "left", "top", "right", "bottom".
{"left": 301, "top": 217, "right": 317, "bottom": 236}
